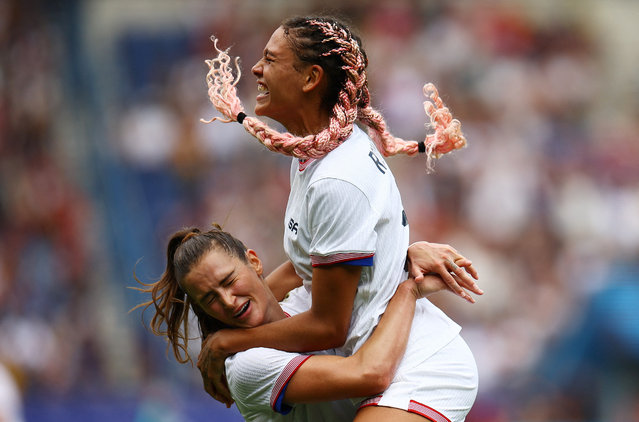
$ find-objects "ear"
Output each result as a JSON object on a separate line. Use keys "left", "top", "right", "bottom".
{"left": 301, "top": 64, "right": 324, "bottom": 93}
{"left": 246, "top": 249, "right": 264, "bottom": 277}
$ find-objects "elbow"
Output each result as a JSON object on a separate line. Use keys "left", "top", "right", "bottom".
{"left": 358, "top": 362, "right": 394, "bottom": 395}
{"left": 311, "top": 317, "right": 349, "bottom": 350}
{"left": 307, "top": 306, "right": 351, "bottom": 349}
{"left": 321, "top": 325, "right": 349, "bottom": 349}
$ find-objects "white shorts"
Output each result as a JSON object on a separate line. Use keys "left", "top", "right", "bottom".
{"left": 359, "top": 335, "right": 478, "bottom": 422}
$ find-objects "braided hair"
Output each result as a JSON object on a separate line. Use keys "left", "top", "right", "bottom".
{"left": 202, "top": 16, "right": 466, "bottom": 170}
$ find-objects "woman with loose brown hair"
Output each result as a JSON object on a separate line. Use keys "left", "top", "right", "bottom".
{"left": 135, "top": 225, "right": 477, "bottom": 421}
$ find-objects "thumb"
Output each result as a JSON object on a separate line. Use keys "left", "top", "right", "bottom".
{"left": 408, "top": 261, "right": 424, "bottom": 282}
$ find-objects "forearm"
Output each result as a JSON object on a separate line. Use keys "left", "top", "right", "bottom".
{"left": 216, "top": 266, "right": 360, "bottom": 356}
{"left": 283, "top": 280, "right": 418, "bottom": 403}
{"left": 349, "top": 280, "right": 417, "bottom": 388}
{"left": 219, "top": 307, "right": 348, "bottom": 355}
{"left": 264, "top": 260, "right": 302, "bottom": 302}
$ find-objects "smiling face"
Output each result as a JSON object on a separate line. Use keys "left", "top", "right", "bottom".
{"left": 251, "top": 26, "right": 308, "bottom": 128}
{"left": 181, "top": 248, "right": 282, "bottom": 329}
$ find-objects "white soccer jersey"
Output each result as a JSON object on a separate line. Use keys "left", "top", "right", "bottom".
{"left": 283, "top": 125, "right": 459, "bottom": 358}
{"left": 226, "top": 347, "right": 357, "bottom": 422}
{"left": 226, "top": 288, "right": 357, "bottom": 422}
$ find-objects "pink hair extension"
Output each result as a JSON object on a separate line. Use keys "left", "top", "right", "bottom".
{"left": 357, "top": 83, "right": 466, "bottom": 171}
{"left": 421, "top": 83, "right": 467, "bottom": 170}
{"left": 304, "top": 19, "right": 467, "bottom": 170}
{"left": 200, "top": 38, "right": 245, "bottom": 124}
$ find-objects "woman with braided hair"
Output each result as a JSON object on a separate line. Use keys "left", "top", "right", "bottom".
{"left": 199, "top": 16, "right": 481, "bottom": 421}
{"left": 203, "top": 19, "right": 465, "bottom": 166}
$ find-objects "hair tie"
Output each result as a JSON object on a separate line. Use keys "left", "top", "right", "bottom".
{"left": 182, "top": 230, "right": 200, "bottom": 244}
{"left": 417, "top": 141, "right": 426, "bottom": 153}
{"left": 237, "top": 112, "right": 246, "bottom": 124}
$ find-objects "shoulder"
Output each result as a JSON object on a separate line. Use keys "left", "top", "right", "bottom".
{"left": 310, "top": 126, "right": 392, "bottom": 188}
{"left": 280, "top": 286, "right": 312, "bottom": 316}
{"left": 226, "top": 348, "right": 312, "bottom": 419}
{"left": 225, "top": 347, "right": 310, "bottom": 398}
{"left": 227, "top": 347, "right": 297, "bottom": 376}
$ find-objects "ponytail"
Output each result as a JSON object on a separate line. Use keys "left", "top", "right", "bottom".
{"left": 131, "top": 227, "right": 229, "bottom": 365}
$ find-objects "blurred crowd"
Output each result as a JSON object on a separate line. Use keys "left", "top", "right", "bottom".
{"left": 1, "top": 0, "right": 638, "bottom": 421}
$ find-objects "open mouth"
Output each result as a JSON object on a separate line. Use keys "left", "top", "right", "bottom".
{"left": 234, "top": 301, "right": 250, "bottom": 318}
{"left": 257, "top": 82, "right": 269, "bottom": 99}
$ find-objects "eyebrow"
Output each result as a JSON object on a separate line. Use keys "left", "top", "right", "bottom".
{"left": 199, "top": 270, "right": 233, "bottom": 303}
{"left": 264, "top": 48, "right": 276, "bottom": 58}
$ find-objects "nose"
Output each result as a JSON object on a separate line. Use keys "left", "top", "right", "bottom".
{"left": 252, "top": 60, "right": 262, "bottom": 77}
{"left": 219, "top": 289, "right": 236, "bottom": 311}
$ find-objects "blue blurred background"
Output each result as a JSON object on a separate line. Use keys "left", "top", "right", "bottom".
{"left": 1, "top": 0, "right": 638, "bottom": 421}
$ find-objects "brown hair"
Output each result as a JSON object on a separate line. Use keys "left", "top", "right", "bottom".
{"left": 132, "top": 225, "right": 248, "bottom": 364}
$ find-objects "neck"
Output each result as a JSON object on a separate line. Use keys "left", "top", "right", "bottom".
{"left": 284, "top": 111, "right": 331, "bottom": 137}
{"left": 266, "top": 303, "right": 289, "bottom": 323}
{"left": 281, "top": 93, "right": 331, "bottom": 136}
{"left": 263, "top": 290, "right": 289, "bottom": 323}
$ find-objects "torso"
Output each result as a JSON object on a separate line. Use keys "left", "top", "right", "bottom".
{"left": 283, "top": 125, "right": 409, "bottom": 355}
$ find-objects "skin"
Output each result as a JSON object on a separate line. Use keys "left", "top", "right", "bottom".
{"left": 198, "top": 24, "right": 484, "bottom": 409}
{"left": 182, "top": 249, "right": 285, "bottom": 329}
{"left": 251, "top": 26, "right": 330, "bottom": 136}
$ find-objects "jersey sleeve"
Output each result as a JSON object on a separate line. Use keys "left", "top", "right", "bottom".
{"left": 225, "top": 347, "right": 312, "bottom": 419}
{"left": 306, "top": 178, "right": 377, "bottom": 267}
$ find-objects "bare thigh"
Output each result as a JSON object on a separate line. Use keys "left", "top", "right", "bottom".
{"left": 355, "top": 405, "right": 430, "bottom": 422}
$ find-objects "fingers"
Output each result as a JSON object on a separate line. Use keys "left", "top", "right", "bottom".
{"left": 201, "top": 372, "right": 235, "bottom": 407}
{"left": 454, "top": 257, "right": 479, "bottom": 280}
{"left": 439, "top": 268, "right": 475, "bottom": 303}
{"left": 197, "top": 334, "right": 235, "bottom": 407}
{"left": 436, "top": 258, "right": 483, "bottom": 303}
{"left": 209, "top": 388, "right": 234, "bottom": 408}
{"left": 220, "top": 375, "right": 234, "bottom": 408}
{"left": 203, "top": 379, "right": 216, "bottom": 399}
{"left": 213, "top": 376, "right": 233, "bottom": 407}
{"left": 216, "top": 390, "right": 234, "bottom": 408}
{"left": 446, "top": 258, "right": 483, "bottom": 297}
{"left": 406, "top": 241, "right": 483, "bottom": 302}
{"left": 410, "top": 256, "right": 481, "bottom": 302}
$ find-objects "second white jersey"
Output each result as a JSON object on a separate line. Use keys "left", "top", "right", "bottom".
{"left": 226, "top": 287, "right": 357, "bottom": 422}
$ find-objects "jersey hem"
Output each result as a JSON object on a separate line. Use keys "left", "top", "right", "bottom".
{"left": 310, "top": 252, "right": 374, "bottom": 267}
{"left": 270, "top": 354, "right": 313, "bottom": 414}
{"left": 358, "top": 396, "right": 451, "bottom": 422}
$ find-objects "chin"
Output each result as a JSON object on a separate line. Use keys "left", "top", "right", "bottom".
{"left": 249, "top": 310, "right": 269, "bottom": 328}
{"left": 254, "top": 103, "right": 267, "bottom": 117}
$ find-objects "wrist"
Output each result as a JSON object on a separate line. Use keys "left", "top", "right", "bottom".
{"left": 209, "top": 330, "right": 235, "bottom": 357}
{"left": 398, "top": 279, "right": 420, "bottom": 300}
{"left": 407, "top": 241, "right": 433, "bottom": 254}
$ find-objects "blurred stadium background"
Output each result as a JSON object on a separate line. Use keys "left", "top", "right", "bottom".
{"left": 1, "top": 0, "right": 638, "bottom": 420}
